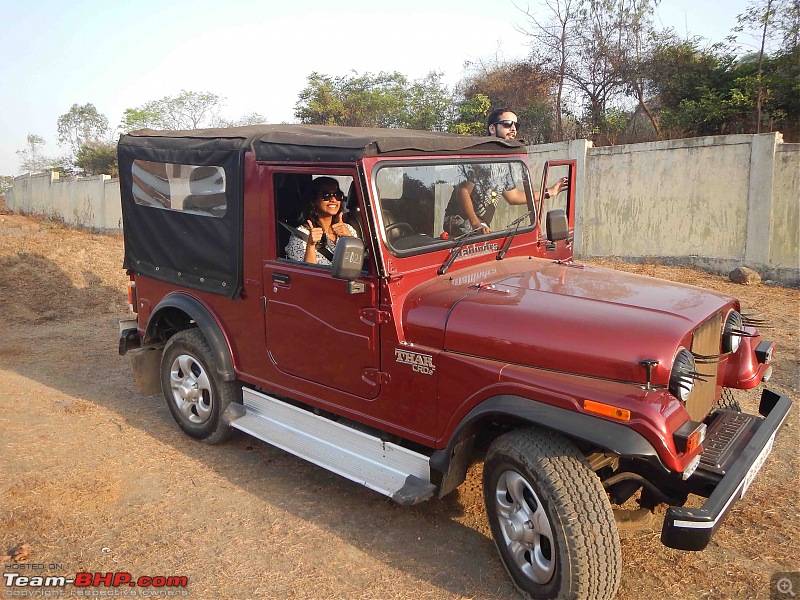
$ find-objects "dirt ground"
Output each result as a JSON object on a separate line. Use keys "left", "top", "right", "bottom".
{"left": 1, "top": 208, "right": 798, "bottom": 600}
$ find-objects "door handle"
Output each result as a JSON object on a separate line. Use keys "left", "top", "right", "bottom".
{"left": 272, "top": 273, "right": 291, "bottom": 285}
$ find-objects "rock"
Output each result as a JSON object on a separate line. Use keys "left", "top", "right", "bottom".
{"left": 7, "top": 543, "right": 30, "bottom": 562}
{"left": 729, "top": 266, "right": 762, "bottom": 285}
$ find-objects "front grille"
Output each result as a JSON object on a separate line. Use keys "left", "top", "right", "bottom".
{"left": 686, "top": 312, "right": 723, "bottom": 421}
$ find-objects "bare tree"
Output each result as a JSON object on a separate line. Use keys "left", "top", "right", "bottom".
{"left": 756, "top": 0, "right": 775, "bottom": 132}
{"left": 16, "top": 134, "right": 52, "bottom": 174}
{"left": 517, "top": 0, "right": 659, "bottom": 143}
{"left": 214, "top": 112, "right": 269, "bottom": 127}
{"left": 515, "top": 0, "right": 581, "bottom": 140}
{"left": 121, "top": 91, "right": 225, "bottom": 132}
{"left": 617, "top": 0, "right": 662, "bottom": 138}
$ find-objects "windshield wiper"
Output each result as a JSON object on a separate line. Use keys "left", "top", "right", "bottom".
{"left": 496, "top": 209, "right": 535, "bottom": 260}
{"left": 437, "top": 227, "right": 487, "bottom": 275}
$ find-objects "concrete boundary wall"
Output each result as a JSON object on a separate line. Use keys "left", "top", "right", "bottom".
{"left": 6, "top": 133, "right": 798, "bottom": 285}
{"left": 6, "top": 172, "right": 122, "bottom": 231}
{"left": 529, "top": 132, "right": 799, "bottom": 286}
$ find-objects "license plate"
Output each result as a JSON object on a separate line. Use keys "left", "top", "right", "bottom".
{"left": 740, "top": 431, "right": 776, "bottom": 499}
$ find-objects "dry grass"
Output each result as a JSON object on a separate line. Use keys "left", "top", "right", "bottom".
{"left": 0, "top": 209, "right": 797, "bottom": 599}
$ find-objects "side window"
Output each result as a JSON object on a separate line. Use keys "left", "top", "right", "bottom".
{"left": 273, "top": 172, "right": 356, "bottom": 263}
{"left": 132, "top": 160, "right": 227, "bottom": 218}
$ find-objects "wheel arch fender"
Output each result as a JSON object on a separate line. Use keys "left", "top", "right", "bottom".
{"left": 430, "top": 394, "right": 665, "bottom": 497}
{"left": 145, "top": 293, "right": 235, "bottom": 382}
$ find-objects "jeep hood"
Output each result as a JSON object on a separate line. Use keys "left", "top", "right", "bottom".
{"left": 404, "top": 259, "right": 734, "bottom": 385}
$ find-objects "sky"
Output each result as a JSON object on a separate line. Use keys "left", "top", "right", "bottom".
{"left": 0, "top": 0, "right": 759, "bottom": 176}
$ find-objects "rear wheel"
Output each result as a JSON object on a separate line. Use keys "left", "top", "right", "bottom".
{"left": 483, "top": 428, "right": 621, "bottom": 600}
{"left": 161, "top": 329, "right": 236, "bottom": 444}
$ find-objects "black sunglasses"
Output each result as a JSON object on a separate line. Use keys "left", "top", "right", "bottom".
{"left": 319, "top": 191, "right": 344, "bottom": 201}
{"left": 493, "top": 120, "right": 518, "bottom": 129}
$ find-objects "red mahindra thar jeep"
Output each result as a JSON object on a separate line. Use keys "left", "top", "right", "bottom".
{"left": 118, "top": 125, "right": 791, "bottom": 600}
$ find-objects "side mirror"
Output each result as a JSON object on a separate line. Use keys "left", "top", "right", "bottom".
{"left": 331, "top": 236, "right": 365, "bottom": 281}
{"left": 545, "top": 209, "right": 569, "bottom": 242}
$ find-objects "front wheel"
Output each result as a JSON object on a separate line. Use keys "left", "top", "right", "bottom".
{"left": 160, "top": 328, "right": 237, "bottom": 444}
{"left": 483, "top": 428, "right": 621, "bottom": 600}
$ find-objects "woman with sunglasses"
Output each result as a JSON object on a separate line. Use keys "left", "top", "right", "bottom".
{"left": 285, "top": 176, "right": 358, "bottom": 265}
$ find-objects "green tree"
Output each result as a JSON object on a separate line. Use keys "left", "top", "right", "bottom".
{"left": 75, "top": 142, "right": 118, "bottom": 177}
{"left": 760, "top": 46, "right": 800, "bottom": 138}
{"left": 448, "top": 93, "right": 492, "bottom": 136}
{"left": 120, "top": 90, "right": 225, "bottom": 131}
{"left": 405, "top": 72, "right": 454, "bottom": 131}
{"left": 644, "top": 36, "right": 738, "bottom": 137}
{"left": 731, "top": 0, "right": 799, "bottom": 131}
{"left": 295, "top": 72, "right": 345, "bottom": 125}
{"left": 636, "top": 32, "right": 800, "bottom": 139}
{"left": 57, "top": 103, "right": 110, "bottom": 155}
{"left": 295, "top": 71, "right": 404, "bottom": 127}
{"left": 295, "top": 71, "right": 453, "bottom": 130}
{"left": 120, "top": 107, "right": 162, "bottom": 132}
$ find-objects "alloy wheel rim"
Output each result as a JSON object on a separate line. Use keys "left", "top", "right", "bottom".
{"left": 494, "top": 469, "right": 555, "bottom": 584}
{"left": 169, "top": 354, "right": 213, "bottom": 425}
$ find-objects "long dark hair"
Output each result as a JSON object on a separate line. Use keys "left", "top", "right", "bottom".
{"left": 303, "top": 176, "right": 343, "bottom": 250}
{"left": 303, "top": 176, "right": 343, "bottom": 227}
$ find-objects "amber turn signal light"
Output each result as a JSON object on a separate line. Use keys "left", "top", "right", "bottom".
{"left": 583, "top": 399, "right": 630, "bottom": 421}
{"left": 127, "top": 281, "right": 137, "bottom": 313}
{"left": 673, "top": 421, "right": 707, "bottom": 454}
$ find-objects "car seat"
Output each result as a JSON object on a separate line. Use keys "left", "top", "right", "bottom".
{"left": 343, "top": 183, "right": 364, "bottom": 241}
{"left": 275, "top": 174, "right": 311, "bottom": 258}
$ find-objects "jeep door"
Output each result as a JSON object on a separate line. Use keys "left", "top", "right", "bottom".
{"left": 261, "top": 168, "right": 382, "bottom": 400}
{"left": 537, "top": 160, "right": 576, "bottom": 261}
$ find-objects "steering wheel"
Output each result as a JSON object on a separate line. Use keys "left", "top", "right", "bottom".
{"left": 385, "top": 222, "right": 414, "bottom": 237}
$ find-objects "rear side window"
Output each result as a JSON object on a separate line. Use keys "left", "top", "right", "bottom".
{"left": 132, "top": 160, "right": 227, "bottom": 218}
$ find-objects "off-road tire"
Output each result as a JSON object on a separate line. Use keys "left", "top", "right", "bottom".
{"left": 161, "top": 328, "right": 237, "bottom": 444}
{"left": 718, "top": 387, "right": 742, "bottom": 412}
{"left": 483, "top": 427, "right": 621, "bottom": 600}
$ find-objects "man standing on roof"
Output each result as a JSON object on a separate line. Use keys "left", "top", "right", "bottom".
{"left": 442, "top": 107, "right": 568, "bottom": 236}
{"left": 486, "top": 106, "right": 520, "bottom": 141}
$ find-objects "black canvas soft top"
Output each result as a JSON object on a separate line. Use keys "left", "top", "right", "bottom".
{"left": 118, "top": 125, "right": 526, "bottom": 300}
{"left": 120, "top": 124, "right": 525, "bottom": 163}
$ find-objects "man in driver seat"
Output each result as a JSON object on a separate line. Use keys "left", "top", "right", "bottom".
{"left": 443, "top": 107, "right": 566, "bottom": 236}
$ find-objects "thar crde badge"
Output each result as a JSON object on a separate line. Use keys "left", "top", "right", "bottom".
{"left": 394, "top": 349, "right": 436, "bottom": 375}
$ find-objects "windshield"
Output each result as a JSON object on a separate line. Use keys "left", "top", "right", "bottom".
{"left": 373, "top": 160, "right": 533, "bottom": 253}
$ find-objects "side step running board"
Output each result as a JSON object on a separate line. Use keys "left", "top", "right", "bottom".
{"left": 231, "top": 388, "right": 437, "bottom": 505}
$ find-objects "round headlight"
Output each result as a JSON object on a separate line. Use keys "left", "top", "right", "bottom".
{"left": 723, "top": 311, "right": 743, "bottom": 354}
{"left": 669, "top": 348, "right": 696, "bottom": 402}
